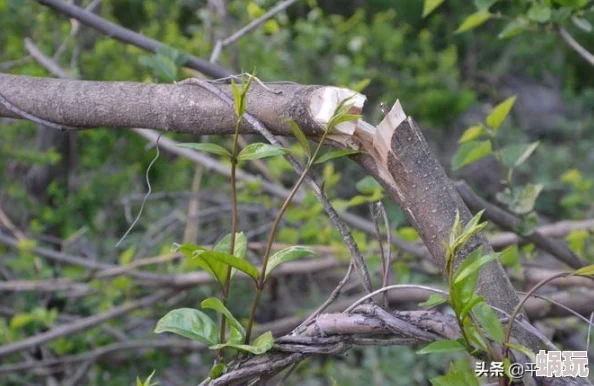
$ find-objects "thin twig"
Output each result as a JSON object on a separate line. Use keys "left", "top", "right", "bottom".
{"left": 296, "top": 261, "right": 355, "bottom": 331}
{"left": 0, "top": 289, "right": 175, "bottom": 358}
{"left": 37, "top": 0, "right": 230, "bottom": 78}
{"left": 221, "top": 0, "right": 298, "bottom": 48}
{"left": 559, "top": 26, "right": 594, "bottom": 68}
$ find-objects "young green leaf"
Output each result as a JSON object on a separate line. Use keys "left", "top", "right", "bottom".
{"left": 136, "top": 370, "right": 157, "bottom": 386}
{"left": 314, "top": 149, "right": 360, "bottom": 164}
{"left": 154, "top": 308, "right": 218, "bottom": 345}
{"left": 209, "top": 363, "right": 226, "bottom": 379}
{"left": 176, "top": 143, "right": 231, "bottom": 158}
{"left": 178, "top": 243, "right": 226, "bottom": 285}
{"left": 282, "top": 117, "right": 311, "bottom": 157}
{"left": 209, "top": 331, "right": 274, "bottom": 354}
{"left": 455, "top": 11, "right": 491, "bottom": 33}
{"left": 458, "top": 125, "right": 485, "bottom": 143}
{"left": 422, "top": 0, "right": 446, "bottom": 18}
{"left": 265, "top": 246, "right": 316, "bottom": 278}
{"left": 195, "top": 250, "right": 259, "bottom": 282}
{"left": 450, "top": 248, "right": 483, "bottom": 310}
{"left": 458, "top": 295, "right": 485, "bottom": 321}
{"left": 472, "top": 302, "right": 504, "bottom": 343}
{"left": 418, "top": 293, "right": 448, "bottom": 308}
{"left": 431, "top": 361, "right": 480, "bottom": 386}
{"left": 237, "top": 143, "right": 289, "bottom": 161}
{"left": 498, "top": 18, "right": 529, "bottom": 39}
{"left": 454, "top": 252, "right": 499, "bottom": 284}
{"left": 201, "top": 297, "right": 245, "bottom": 341}
{"left": 462, "top": 209, "right": 485, "bottom": 236}
{"left": 486, "top": 96, "right": 517, "bottom": 131}
{"left": 496, "top": 184, "right": 543, "bottom": 215}
{"left": 527, "top": 4, "right": 551, "bottom": 23}
{"left": 451, "top": 140, "right": 492, "bottom": 170}
{"left": 230, "top": 78, "right": 242, "bottom": 117}
{"left": 505, "top": 343, "right": 536, "bottom": 362}
{"left": 418, "top": 339, "right": 466, "bottom": 354}
{"left": 214, "top": 232, "right": 247, "bottom": 259}
{"left": 575, "top": 264, "right": 594, "bottom": 276}
{"left": 572, "top": 16, "right": 593, "bottom": 32}
{"left": 500, "top": 142, "right": 539, "bottom": 168}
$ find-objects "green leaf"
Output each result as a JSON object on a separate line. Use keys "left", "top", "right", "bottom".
{"left": 210, "top": 331, "right": 274, "bottom": 354}
{"left": 265, "top": 246, "right": 315, "bottom": 278}
{"left": 462, "top": 209, "right": 485, "bottom": 236}
{"left": 572, "top": 15, "right": 592, "bottom": 32}
{"left": 500, "top": 142, "right": 539, "bottom": 168}
{"left": 351, "top": 78, "right": 371, "bottom": 92}
{"left": 283, "top": 117, "right": 311, "bottom": 157}
{"left": 139, "top": 55, "right": 178, "bottom": 82}
{"left": 451, "top": 140, "right": 492, "bottom": 170}
{"left": 450, "top": 248, "right": 483, "bottom": 310}
{"left": 527, "top": 4, "right": 551, "bottom": 23}
{"left": 195, "top": 250, "right": 259, "bottom": 282}
{"left": 472, "top": 302, "right": 504, "bottom": 343}
{"left": 458, "top": 125, "right": 485, "bottom": 143}
{"left": 314, "top": 149, "right": 360, "bottom": 164}
{"left": 237, "top": 143, "right": 289, "bottom": 161}
{"left": 154, "top": 308, "right": 218, "bottom": 345}
{"left": 454, "top": 252, "right": 499, "bottom": 284}
{"left": 431, "top": 361, "right": 480, "bottom": 386}
{"left": 496, "top": 184, "right": 543, "bottom": 215}
{"left": 214, "top": 233, "right": 247, "bottom": 260}
{"left": 201, "top": 297, "right": 245, "bottom": 342}
{"left": 137, "top": 370, "right": 157, "bottom": 386}
{"left": 230, "top": 78, "right": 242, "bottom": 116}
{"left": 505, "top": 343, "right": 536, "bottom": 362}
{"left": 176, "top": 143, "right": 231, "bottom": 158}
{"left": 355, "top": 176, "right": 382, "bottom": 195}
{"left": 209, "top": 363, "right": 226, "bottom": 379}
{"left": 422, "top": 0, "right": 446, "bottom": 18}
{"left": 455, "top": 11, "right": 491, "bottom": 33}
{"left": 498, "top": 18, "right": 530, "bottom": 39}
{"left": 156, "top": 44, "right": 188, "bottom": 66}
{"left": 459, "top": 295, "right": 485, "bottom": 321}
{"left": 474, "top": 0, "right": 496, "bottom": 10}
{"left": 419, "top": 294, "right": 448, "bottom": 308}
{"left": 575, "top": 264, "right": 594, "bottom": 276}
{"left": 178, "top": 243, "right": 226, "bottom": 285}
{"left": 418, "top": 339, "right": 466, "bottom": 354}
{"left": 486, "top": 96, "right": 517, "bottom": 131}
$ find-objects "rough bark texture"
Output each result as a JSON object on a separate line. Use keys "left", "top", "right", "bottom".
{"left": 0, "top": 74, "right": 325, "bottom": 137}
{"left": 351, "top": 104, "right": 545, "bottom": 357}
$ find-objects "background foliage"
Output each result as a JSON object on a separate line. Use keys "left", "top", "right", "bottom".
{"left": 1, "top": 0, "right": 594, "bottom": 384}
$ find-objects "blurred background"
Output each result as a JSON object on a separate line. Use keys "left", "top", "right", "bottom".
{"left": 1, "top": 0, "right": 593, "bottom": 385}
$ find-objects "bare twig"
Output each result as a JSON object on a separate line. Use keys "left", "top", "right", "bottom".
{"left": 0, "top": 290, "right": 175, "bottom": 358}
{"left": 559, "top": 26, "right": 594, "bottom": 68}
{"left": 36, "top": 0, "right": 230, "bottom": 78}
{"left": 224, "top": 0, "right": 297, "bottom": 47}
{"left": 456, "top": 180, "right": 586, "bottom": 269}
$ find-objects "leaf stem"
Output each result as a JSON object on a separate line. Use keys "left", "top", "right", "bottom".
{"left": 219, "top": 115, "right": 242, "bottom": 359}
{"left": 244, "top": 130, "right": 330, "bottom": 343}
